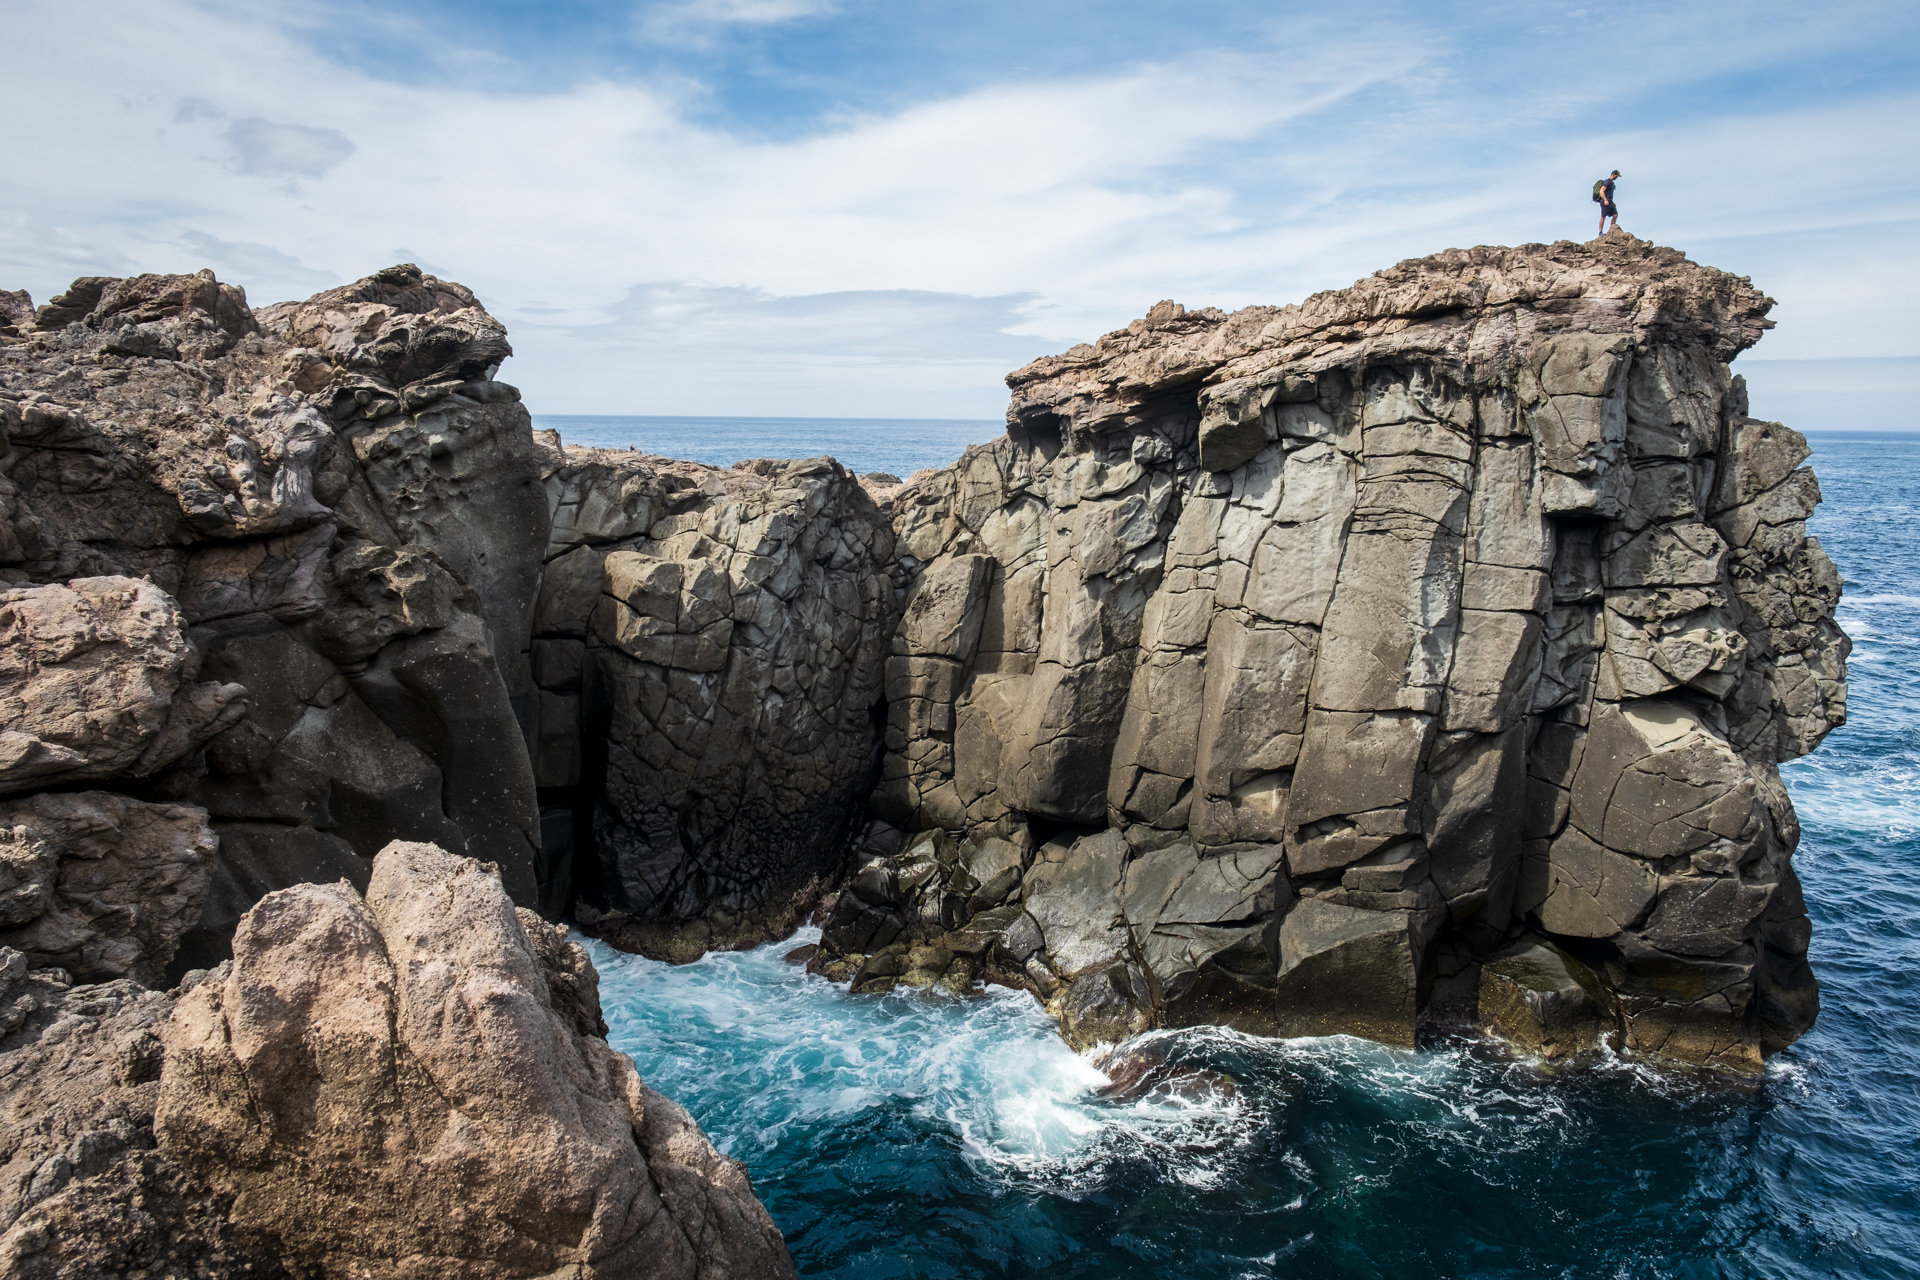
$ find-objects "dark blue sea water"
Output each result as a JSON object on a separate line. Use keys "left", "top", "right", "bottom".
{"left": 531, "top": 415, "right": 1003, "bottom": 479}
{"left": 586, "top": 427, "right": 1920, "bottom": 1279}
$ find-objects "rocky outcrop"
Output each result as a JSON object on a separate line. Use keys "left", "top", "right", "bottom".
{"left": 0, "top": 961, "right": 256, "bottom": 1277}
{"left": 0, "top": 577, "right": 245, "bottom": 794}
{"left": 0, "top": 791, "right": 216, "bottom": 986}
{"left": 532, "top": 442, "right": 900, "bottom": 959}
{"left": 0, "top": 238, "right": 1848, "bottom": 1085}
{"left": 0, "top": 263, "right": 555, "bottom": 980}
{"left": 820, "top": 233, "right": 1846, "bottom": 1071}
{"left": 0, "top": 842, "right": 795, "bottom": 1278}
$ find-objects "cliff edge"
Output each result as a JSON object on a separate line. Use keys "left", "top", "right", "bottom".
{"left": 818, "top": 232, "right": 1846, "bottom": 1071}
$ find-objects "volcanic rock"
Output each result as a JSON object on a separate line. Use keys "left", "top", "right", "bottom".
{"left": 0, "top": 264, "right": 555, "bottom": 977}
{"left": 819, "top": 234, "right": 1845, "bottom": 1071}
{"left": 0, "top": 841, "right": 795, "bottom": 1278}
{"left": 531, "top": 439, "right": 901, "bottom": 959}
{"left": 0, "top": 791, "right": 216, "bottom": 986}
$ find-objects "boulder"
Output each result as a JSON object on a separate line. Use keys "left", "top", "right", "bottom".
{"left": 157, "top": 841, "right": 793, "bottom": 1277}
{"left": 1477, "top": 940, "right": 1617, "bottom": 1059}
{"left": 0, "top": 577, "right": 245, "bottom": 794}
{"left": 0, "top": 842, "right": 793, "bottom": 1278}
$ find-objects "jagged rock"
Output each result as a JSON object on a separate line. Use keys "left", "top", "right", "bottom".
{"left": 0, "top": 842, "right": 793, "bottom": 1278}
{"left": 0, "top": 968, "right": 254, "bottom": 1278}
{"left": 0, "top": 791, "right": 215, "bottom": 986}
{"left": 0, "top": 264, "right": 554, "bottom": 975}
{"left": 531, "top": 440, "right": 901, "bottom": 959}
{"left": 825, "top": 235, "right": 1845, "bottom": 1071}
{"left": 0, "top": 240, "right": 1849, "bottom": 1078}
{"left": 0, "top": 577, "right": 245, "bottom": 794}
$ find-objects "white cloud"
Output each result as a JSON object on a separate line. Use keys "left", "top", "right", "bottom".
{"left": 637, "top": 0, "right": 835, "bottom": 46}
{"left": 0, "top": 0, "right": 1914, "bottom": 418}
{"left": 222, "top": 117, "right": 357, "bottom": 177}
{"left": 177, "top": 231, "right": 339, "bottom": 302}
{"left": 513, "top": 281, "right": 1043, "bottom": 415}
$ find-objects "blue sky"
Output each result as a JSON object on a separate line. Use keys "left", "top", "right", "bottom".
{"left": 4, "top": 0, "right": 1917, "bottom": 420}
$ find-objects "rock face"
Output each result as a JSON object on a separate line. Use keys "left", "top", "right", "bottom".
{"left": 0, "top": 843, "right": 795, "bottom": 1278}
{"left": 0, "top": 791, "right": 216, "bottom": 986}
{"left": 0, "top": 237, "right": 1848, "bottom": 1095}
{"left": 532, "top": 442, "right": 900, "bottom": 959}
{"left": 0, "top": 577, "right": 245, "bottom": 794}
{"left": 822, "top": 234, "right": 1846, "bottom": 1070}
{"left": 0, "top": 264, "right": 556, "bottom": 979}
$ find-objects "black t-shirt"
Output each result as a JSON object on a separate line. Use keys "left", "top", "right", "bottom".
{"left": 1601, "top": 178, "right": 1616, "bottom": 202}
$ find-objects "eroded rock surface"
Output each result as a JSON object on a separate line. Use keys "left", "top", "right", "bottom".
{"left": 0, "top": 791, "right": 216, "bottom": 986}
{"left": 0, "top": 263, "right": 555, "bottom": 978}
{"left": 532, "top": 441, "right": 900, "bottom": 959}
{"left": 0, "top": 843, "right": 794, "bottom": 1279}
{"left": 821, "top": 234, "right": 1845, "bottom": 1070}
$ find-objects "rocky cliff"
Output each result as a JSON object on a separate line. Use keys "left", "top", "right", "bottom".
{"left": 0, "top": 228, "right": 1852, "bottom": 1257}
{"left": 531, "top": 442, "right": 900, "bottom": 960}
{"left": 0, "top": 841, "right": 794, "bottom": 1277}
{"left": 817, "top": 233, "right": 1846, "bottom": 1072}
{"left": 0, "top": 265, "right": 557, "bottom": 982}
{"left": 0, "top": 267, "right": 797, "bottom": 1273}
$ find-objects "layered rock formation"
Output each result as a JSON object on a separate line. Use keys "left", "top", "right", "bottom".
{"left": 531, "top": 442, "right": 899, "bottom": 959}
{"left": 0, "top": 841, "right": 794, "bottom": 1277}
{"left": 0, "top": 229, "right": 1850, "bottom": 1239}
{"left": 0, "top": 265, "right": 556, "bottom": 980}
{"left": 819, "top": 233, "right": 1846, "bottom": 1071}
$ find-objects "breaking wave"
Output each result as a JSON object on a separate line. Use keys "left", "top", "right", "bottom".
{"left": 586, "top": 432, "right": 1920, "bottom": 1279}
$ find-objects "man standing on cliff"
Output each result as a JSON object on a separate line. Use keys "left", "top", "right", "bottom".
{"left": 1593, "top": 170, "right": 1620, "bottom": 235}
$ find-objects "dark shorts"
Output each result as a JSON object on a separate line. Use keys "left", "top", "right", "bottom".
{"left": 1600, "top": 201, "right": 1617, "bottom": 217}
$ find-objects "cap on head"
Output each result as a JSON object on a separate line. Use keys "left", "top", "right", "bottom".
{"left": 1611, "top": 170, "right": 1621, "bottom": 176}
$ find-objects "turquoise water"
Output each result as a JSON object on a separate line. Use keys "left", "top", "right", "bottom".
{"left": 585, "top": 429, "right": 1920, "bottom": 1279}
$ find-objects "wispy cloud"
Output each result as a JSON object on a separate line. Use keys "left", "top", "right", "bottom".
{"left": 1, "top": 0, "right": 1915, "bottom": 419}
{"left": 177, "top": 231, "right": 339, "bottom": 301}
{"left": 222, "top": 117, "right": 357, "bottom": 178}
{"left": 513, "top": 281, "right": 1042, "bottom": 414}
{"left": 637, "top": 0, "right": 835, "bottom": 47}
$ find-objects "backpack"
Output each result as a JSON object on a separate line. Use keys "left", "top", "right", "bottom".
{"left": 1592, "top": 179, "right": 1607, "bottom": 203}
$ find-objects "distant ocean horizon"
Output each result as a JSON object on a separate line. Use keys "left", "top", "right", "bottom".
{"left": 531, "top": 414, "right": 1005, "bottom": 480}
{"left": 532, "top": 419, "right": 1900, "bottom": 485}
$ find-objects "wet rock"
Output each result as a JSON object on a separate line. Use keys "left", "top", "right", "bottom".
{"left": 1477, "top": 940, "right": 1618, "bottom": 1060}
{"left": 1091, "top": 1039, "right": 1239, "bottom": 1104}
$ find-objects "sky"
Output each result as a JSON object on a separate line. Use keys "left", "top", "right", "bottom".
{"left": 4, "top": 0, "right": 1917, "bottom": 422}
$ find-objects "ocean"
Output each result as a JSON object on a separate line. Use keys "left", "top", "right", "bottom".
{"left": 530, "top": 415, "right": 1004, "bottom": 480}
{"left": 581, "top": 420, "right": 1920, "bottom": 1279}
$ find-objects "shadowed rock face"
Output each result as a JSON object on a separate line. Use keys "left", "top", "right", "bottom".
{"left": 820, "top": 234, "right": 1846, "bottom": 1071}
{"left": 0, "top": 264, "right": 555, "bottom": 978}
{"left": 0, "top": 842, "right": 796, "bottom": 1278}
{"left": 531, "top": 442, "right": 901, "bottom": 959}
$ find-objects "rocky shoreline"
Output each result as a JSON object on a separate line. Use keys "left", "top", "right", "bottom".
{"left": 0, "top": 233, "right": 1846, "bottom": 1272}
